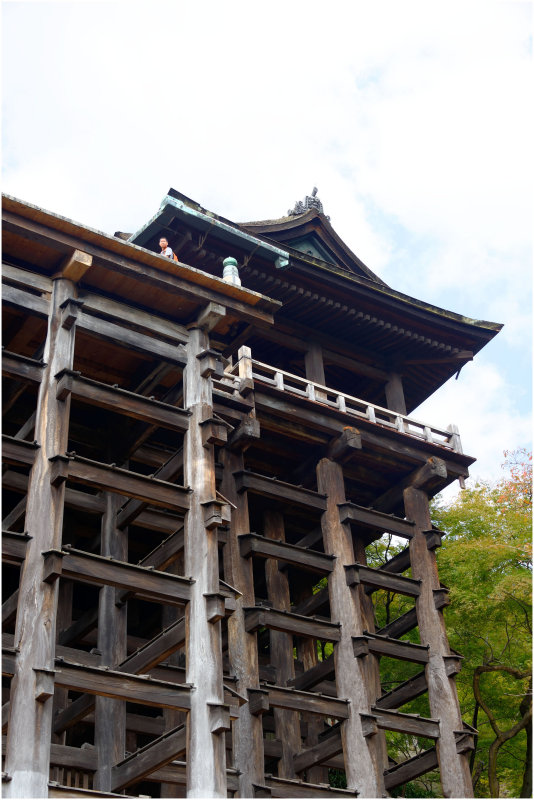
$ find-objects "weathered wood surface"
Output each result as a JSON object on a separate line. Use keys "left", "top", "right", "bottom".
{"left": 293, "top": 727, "right": 343, "bottom": 773}
{"left": 353, "top": 632, "right": 430, "bottom": 664}
{"left": 345, "top": 562, "right": 420, "bottom": 596}
{"left": 3, "top": 277, "right": 76, "bottom": 800}
{"left": 53, "top": 661, "right": 191, "bottom": 709}
{"left": 221, "top": 448, "right": 265, "bottom": 797}
{"left": 404, "top": 485, "right": 474, "bottom": 797}
{"left": 2, "top": 349, "right": 45, "bottom": 384}
{"left": 368, "top": 707, "right": 440, "bottom": 738}
{"left": 183, "top": 321, "right": 226, "bottom": 798}
{"left": 55, "top": 369, "right": 191, "bottom": 431}
{"left": 94, "top": 493, "right": 127, "bottom": 793}
{"left": 384, "top": 747, "right": 438, "bottom": 790}
{"left": 111, "top": 724, "right": 187, "bottom": 791}
{"left": 262, "top": 774, "right": 359, "bottom": 797}
{"left": 244, "top": 606, "right": 341, "bottom": 641}
{"left": 289, "top": 655, "right": 335, "bottom": 692}
{"left": 239, "top": 532, "right": 334, "bottom": 574}
{"left": 316, "top": 457, "right": 386, "bottom": 796}
{"left": 234, "top": 469, "right": 327, "bottom": 510}
{"left": 42, "top": 547, "right": 192, "bottom": 604}
{"left": 338, "top": 502, "right": 415, "bottom": 539}
{"left": 264, "top": 510, "right": 300, "bottom": 779}
{"left": 49, "top": 454, "right": 191, "bottom": 512}
{"left": 1, "top": 531, "right": 31, "bottom": 565}
{"left": 2, "top": 435, "right": 40, "bottom": 466}
{"left": 248, "top": 685, "right": 349, "bottom": 719}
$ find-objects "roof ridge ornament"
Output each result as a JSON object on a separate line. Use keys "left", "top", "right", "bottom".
{"left": 288, "top": 187, "right": 330, "bottom": 220}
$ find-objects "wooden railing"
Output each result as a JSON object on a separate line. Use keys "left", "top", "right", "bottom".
{"left": 219, "top": 347, "right": 463, "bottom": 454}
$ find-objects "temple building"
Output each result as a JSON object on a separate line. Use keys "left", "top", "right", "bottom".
{"left": 2, "top": 188, "right": 501, "bottom": 798}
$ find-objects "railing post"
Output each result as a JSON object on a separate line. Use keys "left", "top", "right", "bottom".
{"left": 447, "top": 424, "right": 466, "bottom": 488}
{"left": 237, "top": 346, "right": 253, "bottom": 381}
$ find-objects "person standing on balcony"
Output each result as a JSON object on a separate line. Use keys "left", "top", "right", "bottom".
{"left": 158, "top": 236, "right": 174, "bottom": 258}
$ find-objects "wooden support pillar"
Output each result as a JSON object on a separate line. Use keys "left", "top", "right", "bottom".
{"left": 316, "top": 458, "right": 386, "bottom": 797}
{"left": 184, "top": 323, "right": 226, "bottom": 798}
{"left": 263, "top": 510, "right": 301, "bottom": 778}
{"left": 94, "top": 493, "right": 127, "bottom": 792}
{"left": 161, "top": 554, "right": 187, "bottom": 798}
{"left": 305, "top": 343, "right": 326, "bottom": 386}
{"left": 3, "top": 277, "right": 76, "bottom": 799}
{"left": 403, "top": 485, "right": 474, "bottom": 798}
{"left": 385, "top": 372, "right": 407, "bottom": 415}
{"left": 221, "top": 449, "right": 265, "bottom": 797}
{"left": 294, "top": 587, "right": 327, "bottom": 785}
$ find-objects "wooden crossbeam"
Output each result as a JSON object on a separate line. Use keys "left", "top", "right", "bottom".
{"left": 292, "top": 587, "right": 329, "bottom": 617}
{"left": 111, "top": 723, "right": 187, "bottom": 790}
{"left": 244, "top": 606, "right": 341, "bottom": 641}
{"left": 293, "top": 727, "right": 343, "bottom": 773}
{"left": 289, "top": 656, "right": 335, "bottom": 692}
{"left": 49, "top": 454, "right": 191, "bottom": 512}
{"left": 378, "top": 547, "right": 411, "bottom": 574}
{"left": 384, "top": 747, "right": 438, "bottom": 790}
{"left": 2, "top": 590, "right": 19, "bottom": 626}
{"left": 249, "top": 685, "right": 349, "bottom": 719}
{"left": 377, "top": 656, "right": 463, "bottom": 711}
{"left": 345, "top": 563, "right": 421, "bottom": 596}
{"left": 42, "top": 547, "right": 193, "bottom": 605}
{"left": 2, "top": 435, "right": 39, "bottom": 467}
{"left": 2, "top": 283, "right": 49, "bottom": 316}
{"left": 149, "top": 761, "right": 240, "bottom": 793}
{"left": 116, "top": 449, "right": 185, "bottom": 528}
{"left": 2, "top": 350, "right": 45, "bottom": 384}
{"left": 263, "top": 775, "right": 358, "bottom": 797}
{"left": 55, "top": 370, "right": 191, "bottom": 432}
{"left": 119, "top": 618, "right": 185, "bottom": 674}
{"left": 1, "top": 531, "right": 31, "bottom": 566}
{"left": 338, "top": 502, "right": 415, "bottom": 539}
{"left": 234, "top": 470, "right": 327, "bottom": 510}
{"left": 239, "top": 532, "right": 334, "bottom": 574}
{"left": 77, "top": 311, "right": 188, "bottom": 367}
{"left": 53, "top": 660, "right": 191, "bottom": 710}
{"left": 365, "top": 707, "right": 440, "bottom": 739}
{"left": 376, "top": 608, "right": 418, "bottom": 639}
{"left": 353, "top": 632, "right": 430, "bottom": 664}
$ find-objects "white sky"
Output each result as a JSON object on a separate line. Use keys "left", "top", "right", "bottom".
{"left": 2, "top": 0, "right": 532, "bottom": 491}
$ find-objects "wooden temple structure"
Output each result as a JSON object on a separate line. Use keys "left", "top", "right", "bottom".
{"left": 2, "top": 188, "right": 501, "bottom": 798}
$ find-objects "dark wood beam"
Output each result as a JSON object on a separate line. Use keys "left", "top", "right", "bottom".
{"left": 42, "top": 547, "right": 192, "bottom": 605}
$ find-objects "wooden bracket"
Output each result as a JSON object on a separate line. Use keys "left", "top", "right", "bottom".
{"left": 423, "top": 528, "right": 444, "bottom": 550}
{"left": 208, "top": 702, "right": 231, "bottom": 734}
{"left": 238, "top": 377, "right": 254, "bottom": 397}
{"left": 48, "top": 454, "right": 70, "bottom": 487}
{"left": 227, "top": 416, "right": 260, "bottom": 452}
{"left": 360, "top": 713, "right": 379, "bottom": 737}
{"left": 247, "top": 688, "right": 270, "bottom": 717}
{"left": 34, "top": 667, "right": 56, "bottom": 702}
{"left": 433, "top": 587, "right": 450, "bottom": 610}
{"left": 327, "top": 427, "right": 362, "bottom": 463}
{"left": 204, "top": 593, "right": 227, "bottom": 623}
{"left": 195, "top": 302, "right": 226, "bottom": 332}
{"left": 200, "top": 417, "right": 231, "bottom": 447}
{"left": 352, "top": 636, "right": 370, "bottom": 658}
{"left": 58, "top": 249, "right": 93, "bottom": 282}
{"left": 252, "top": 784, "right": 272, "bottom": 798}
{"left": 444, "top": 654, "right": 463, "bottom": 676}
{"left": 202, "top": 499, "right": 231, "bottom": 530}
{"left": 455, "top": 723, "right": 477, "bottom": 754}
{"left": 55, "top": 370, "right": 75, "bottom": 401}
{"left": 197, "top": 349, "right": 223, "bottom": 378}
{"left": 42, "top": 549, "right": 65, "bottom": 583}
{"left": 59, "top": 298, "right": 84, "bottom": 330}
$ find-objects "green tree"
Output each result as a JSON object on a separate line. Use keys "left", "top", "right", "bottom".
{"left": 432, "top": 449, "right": 532, "bottom": 798}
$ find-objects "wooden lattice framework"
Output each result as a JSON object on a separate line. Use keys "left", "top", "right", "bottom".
{"left": 2, "top": 190, "right": 500, "bottom": 798}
